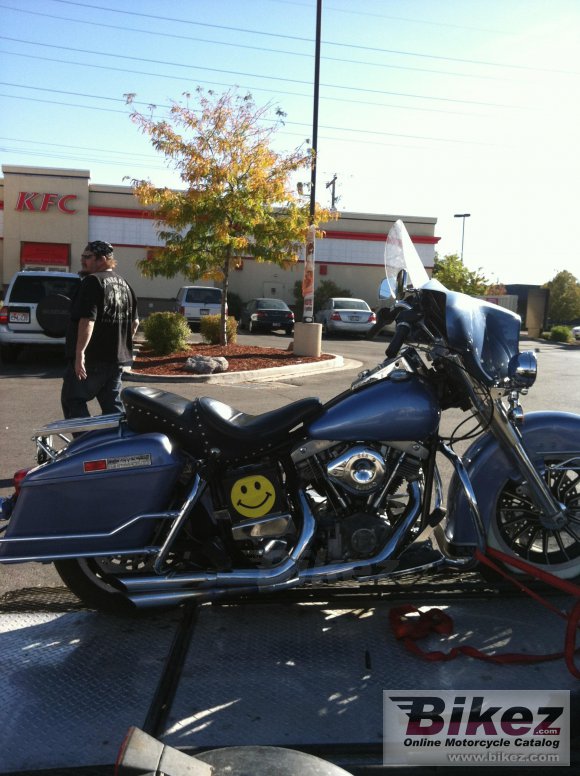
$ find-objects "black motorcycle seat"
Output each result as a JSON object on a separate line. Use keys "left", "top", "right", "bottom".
{"left": 122, "top": 386, "right": 322, "bottom": 459}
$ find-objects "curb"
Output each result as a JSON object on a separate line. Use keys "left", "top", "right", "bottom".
{"left": 123, "top": 354, "right": 364, "bottom": 384}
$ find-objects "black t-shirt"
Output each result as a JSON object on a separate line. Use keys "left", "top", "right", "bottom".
{"left": 66, "top": 271, "right": 138, "bottom": 365}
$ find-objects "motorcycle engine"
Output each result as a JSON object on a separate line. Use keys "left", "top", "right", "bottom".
{"left": 326, "top": 445, "right": 387, "bottom": 494}
{"left": 294, "top": 440, "right": 423, "bottom": 562}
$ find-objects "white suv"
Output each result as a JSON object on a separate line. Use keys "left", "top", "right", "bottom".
{"left": 175, "top": 285, "right": 225, "bottom": 326}
{"left": 0, "top": 270, "right": 81, "bottom": 363}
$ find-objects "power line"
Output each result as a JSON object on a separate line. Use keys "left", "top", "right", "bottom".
{"left": 0, "top": 37, "right": 527, "bottom": 109}
{"left": 47, "top": 0, "right": 579, "bottom": 75}
{"left": 0, "top": 50, "right": 497, "bottom": 118}
{"left": 0, "top": 136, "right": 161, "bottom": 162}
{"left": 265, "top": 0, "right": 508, "bottom": 34}
{"left": 0, "top": 3, "right": 511, "bottom": 83}
{"left": 0, "top": 89, "right": 498, "bottom": 147}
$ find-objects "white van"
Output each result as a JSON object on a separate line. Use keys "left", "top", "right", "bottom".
{"left": 0, "top": 270, "right": 81, "bottom": 363}
{"left": 175, "top": 286, "right": 225, "bottom": 326}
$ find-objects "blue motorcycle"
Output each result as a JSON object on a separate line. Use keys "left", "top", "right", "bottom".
{"left": 2, "top": 221, "right": 579, "bottom": 613}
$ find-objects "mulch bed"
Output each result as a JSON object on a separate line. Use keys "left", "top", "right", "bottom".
{"left": 131, "top": 343, "right": 333, "bottom": 376}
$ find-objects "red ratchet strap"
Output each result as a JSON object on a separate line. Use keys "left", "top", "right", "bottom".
{"left": 389, "top": 546, "right": 580, "bottom": 679}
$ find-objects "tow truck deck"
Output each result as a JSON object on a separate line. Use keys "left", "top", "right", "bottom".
{"left": 1, "top": 572, "right": 578, "bottom": 775}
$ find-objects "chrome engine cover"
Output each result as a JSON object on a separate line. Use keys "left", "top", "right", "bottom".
{"left": 326, "top": 445, "right": 386, "bottom": 493}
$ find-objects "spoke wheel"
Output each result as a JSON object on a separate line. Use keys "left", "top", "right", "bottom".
{"left": 487, "top": 458, "right": 580, "bottom": 579}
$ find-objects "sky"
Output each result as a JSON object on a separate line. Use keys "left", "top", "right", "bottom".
{"left": 1, "top": 0, "right": 580, "bottom": 286}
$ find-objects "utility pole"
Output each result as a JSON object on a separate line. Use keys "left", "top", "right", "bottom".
{"left": 302, "top": 0, "right": 322, "bottom": 324}
{"left": 326, "top": 174, "right": 338, "bottom": 209}
{"left": 309, "top": 0, "right": 322, "bottom": 225}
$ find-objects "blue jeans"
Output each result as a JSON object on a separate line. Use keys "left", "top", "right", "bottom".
{"left": 61, "top": 361, "right": 124, "bottom": 419}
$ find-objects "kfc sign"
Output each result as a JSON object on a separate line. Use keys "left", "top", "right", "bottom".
{"left": 15, "top": 192, "right": 77, "bottom": 214}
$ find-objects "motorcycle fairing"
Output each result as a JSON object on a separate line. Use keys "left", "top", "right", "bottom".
{"left": 308, "top": 373, "right": 440, "bottom": 441}
{"left": 420, "top": 281, "right": 522, "bottom": 386}
{"left": 0, "top": 430, "right": 184, "bottom": 561}
{"left": 445, "top": 411, "right": 580, "bottom": 546}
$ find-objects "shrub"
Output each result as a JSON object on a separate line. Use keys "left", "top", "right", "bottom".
{"left": 200, "top": 314, "right": 238, "bottom": 344}
{"left": 142, "top": 312, "right": 191, "bottom": 355}
{"left": 549, "top": 325, "right": 572, "bottom": 343}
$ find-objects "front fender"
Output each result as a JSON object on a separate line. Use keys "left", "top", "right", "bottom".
{"left": 445, "top": 411, "right": 580, "bottom": 547}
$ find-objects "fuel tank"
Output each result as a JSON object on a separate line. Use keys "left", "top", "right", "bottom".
{"left": 0, "top": 430, "right": 184, "bottom": 561}
{"left": 308, "top": 373, "right": 440, "bottom": 442}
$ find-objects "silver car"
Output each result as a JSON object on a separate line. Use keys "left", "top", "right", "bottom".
{"left": 573, "top": 325, "right": 580, "bottom": 340}
{"left": 315, "top": 297, "right": 376, "bottom": 336}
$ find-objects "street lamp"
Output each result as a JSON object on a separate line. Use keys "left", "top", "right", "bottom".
{"left": 454, "top": 213, "right": 471, "bottom": 262}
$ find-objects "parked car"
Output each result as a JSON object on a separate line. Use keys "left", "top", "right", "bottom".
{"left": 175, "top": 286, "right": 225, "bottom": 327}
{"left": 573, "top": 325, "right": 580, "bottom": 340}
{"left": 239, "top": 298, "right": 294, "bottom": 334}
{"left": 315, "top": 297, "right": 376, "bottom": 336}
{"left": 0, "top": 270, "right": 81, "bottom": 363}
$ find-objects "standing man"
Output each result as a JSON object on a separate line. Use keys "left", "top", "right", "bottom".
{"left": 62, "top": 240, "right": 139, "bottom": 419}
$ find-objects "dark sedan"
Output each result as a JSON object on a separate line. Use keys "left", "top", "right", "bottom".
{"left": 239, "top": 298, "right": 295, "bottom": 334}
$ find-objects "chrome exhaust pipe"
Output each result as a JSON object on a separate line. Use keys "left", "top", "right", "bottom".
{"left": 128, "top": 577, "right": 302, "bottom": 609}
{"left": 124, "top": 484, "right": 422, "bottom": 607}
{"left": 119, "top": 491, "right": 316, "bottom": 594}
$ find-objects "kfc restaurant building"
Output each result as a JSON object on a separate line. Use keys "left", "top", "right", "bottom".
{"left": 0, "top": 165, "right": 439, "bottom": 313}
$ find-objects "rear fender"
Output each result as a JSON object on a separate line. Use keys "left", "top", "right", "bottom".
{"left": 445, "top": 411, "right": 580, "bottom": 547}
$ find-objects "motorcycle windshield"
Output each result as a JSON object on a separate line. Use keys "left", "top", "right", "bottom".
{"left": 382, "top": 219, "right": 430, "bottom": 302}
{"left": 442, "top": 289, "right": 522, "bottom": 385}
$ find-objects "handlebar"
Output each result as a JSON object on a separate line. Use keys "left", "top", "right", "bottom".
{"left": 384, "top": 305, "right": 423, "bottom": 359}
{"left": 385, "top": 321, "right": 411, "bottom": 359}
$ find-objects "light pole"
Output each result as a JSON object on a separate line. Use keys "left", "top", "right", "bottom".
{"left": 454, "top": 213, "right": 471, "bottom": 262}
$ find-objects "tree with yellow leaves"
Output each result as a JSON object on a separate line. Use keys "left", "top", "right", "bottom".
{"left": 129, "top": 88, "right": 332, "bottom": 344}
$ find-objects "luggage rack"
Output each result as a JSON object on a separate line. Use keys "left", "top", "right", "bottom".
{"left": 33, "top": 412, "right": 124, "bottom": 439}
{"left": 33, "top": 413, "right": 124, "bottom": 462}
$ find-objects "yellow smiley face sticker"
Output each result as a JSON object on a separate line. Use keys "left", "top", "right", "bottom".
{"left": 230, "top": 475, "right": 276, "bottom": 518}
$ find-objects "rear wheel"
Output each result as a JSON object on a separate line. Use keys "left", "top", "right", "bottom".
{"left": 54, "top": 557, "right": 145, "bottom": 614}
{"left": 485, "top": 457, "right": 580, "bottom": 580}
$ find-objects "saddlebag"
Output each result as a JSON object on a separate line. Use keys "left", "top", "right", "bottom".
{"left": 0, "top": 429, "right": 184, "bottom": 561}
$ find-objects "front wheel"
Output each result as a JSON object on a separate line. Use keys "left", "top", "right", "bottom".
{"left": 485, "top": 457, "right": 580, "bottom": 581}
{"left": 55, "top": 557, "right": 139, "bottom": 614}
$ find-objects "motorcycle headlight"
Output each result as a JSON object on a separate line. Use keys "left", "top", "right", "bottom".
{"left": 508, "top": 350, "right": 537, "bottom": 390}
